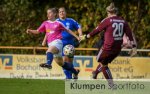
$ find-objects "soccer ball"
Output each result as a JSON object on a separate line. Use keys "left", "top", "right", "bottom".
{"left": 63, "top": 44, "right": 75, "bottom": 57}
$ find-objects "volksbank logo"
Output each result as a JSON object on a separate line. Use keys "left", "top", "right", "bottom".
{"left": 73, "top": 56, "right": 93, "bottom": 71}
{"left": 0, "top": 55, "right": 13, "bottom": 70}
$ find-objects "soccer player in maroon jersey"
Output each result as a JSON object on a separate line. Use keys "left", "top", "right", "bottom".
{"left": 81, "top": 3, "right": 137, "bottom": 87}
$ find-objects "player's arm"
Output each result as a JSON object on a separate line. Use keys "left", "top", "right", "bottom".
{"left": 124, "top": 22, "right": 137, "bottom": 56}
{"left": 77, "top": 28, "right": 82, "bottom": 36}
{"left": 80, "top": 19, "right": 107, "bottom": 40}
{"left": 124, "top": 22, "right": 136, "bottom": 47}
{"left": 88, "top": 20, "right": 107, "bottom": 37}
{"left": 42, "top": 34, "right": 47, "bottom": 46}
{"left": 26, "top": 29, "right": 40, "bottom": 34}
{"left": 72, "top": 19, "right": 83, "bottom": 36}
{"left": 66, "top": 29, "right": 80, "bottom": 41}
{"left": 26, "top": 22, "right": 46, "bottom": 34}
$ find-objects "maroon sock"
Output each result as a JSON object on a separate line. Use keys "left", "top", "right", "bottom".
{"left": 102, "top": 66, "right": 114, "bottom": 87}
{"left": 95, "top": 64, "right": 102, "bottom": 74}
{"left": 102, "top": 66, "right": 112, "bottom": 79}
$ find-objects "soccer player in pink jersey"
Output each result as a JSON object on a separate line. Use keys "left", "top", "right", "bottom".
{"left": 41, "top": 7, "right": 82, "bottom": 79}
{"left": 81, "top": 3, "right": 137, "bottom": 87}
{"left": 26, "top": 8, "right": 80, "bottom": 78}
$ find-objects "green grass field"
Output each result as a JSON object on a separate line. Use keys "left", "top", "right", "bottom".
{"left": 0, "top": 78, "right": 64, "bottom": 94}
{"left": 0, "top": 78, "right": 149, "bottom": 94}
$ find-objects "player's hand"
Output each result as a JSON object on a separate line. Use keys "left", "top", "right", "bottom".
{"left": 76, "top": 36, "right": 80, "bottom": 41}
{"left": 80, "top": 35, "right": 87, "bottom": 41}
{"left": 42, "top": 42, "right": 46, "bottom": 46}
{"left": 26, "top": 29, "right": 30, "bottom": 34}
{"left": 128, "top": 47, "right": 137, "bottom": 57}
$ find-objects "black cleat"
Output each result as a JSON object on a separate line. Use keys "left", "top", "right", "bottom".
{"left": 92, "top": 71, "right": 97, "bottom": 79}
{"left": 39, "top": 63, "right": 52, "bottom": 69}
{"left": 73, "top": 69, "right": 80, "bottom": 79}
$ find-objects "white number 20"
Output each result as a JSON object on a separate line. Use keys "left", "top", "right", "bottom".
{"left": 112, "top": 23, "right": 124, "bottom": 37}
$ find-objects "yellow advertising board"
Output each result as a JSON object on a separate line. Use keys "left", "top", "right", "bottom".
{"left": 0, "top": 54, "right": 64, "bottom": 79}
{"left": 0, "top": 54, "right": 150, "bottom": 79}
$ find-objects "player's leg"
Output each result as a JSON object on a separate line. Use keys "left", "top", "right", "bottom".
{"left": 63, "top": 69, "right": 72, "bottom": 79}
{"left": 54, "top": 56, "right": 79, "bottom": 79}
{"left": 93, "top": 64, "right": 114, "bottom": 87}
{"left": 97, "top": 54, "right": 114, "bottom": 87}
{"left": 62, "top": 40, "right": 78, "bottom": 79}
{"left": 96, "top": 49, "right": 120, "bottom": 88}
{"left": 61, "top": 40, "right": 73, "bottom": 79}
{"left": 63, "top": 55, "right": 79, "bottom": 79}
{"left": 61, "top": 61, "right": 79, "bottom": 79}
{"left": 63, "top": 56, "right": 73, "bottom": 79}
{"left": 92, "top": 49, "right": 104, "bottom": 79}
{"left": 40, "top": 39, "right": 63, "bottom": 69}
{"left": 102, "top": 51, "right": 120, "bottom": 88}
{"left": 40, "top": 45, "right": 59, "bottom": 69}
{"left": 101, "top": 63, "right": 114, "bottom": 88}
{"left": 92, "top": 63, "right": 102, "bottom": 79}
{"left": 93, "top": 49, "right": 113, "bottom": 87}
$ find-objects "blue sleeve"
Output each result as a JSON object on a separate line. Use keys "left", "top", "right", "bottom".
{"left": 70, "top": 18, "right": 81, "bottom": 30}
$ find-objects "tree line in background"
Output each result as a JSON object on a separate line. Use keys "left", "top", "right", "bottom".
{"left": 0, "top": 0, "right": 150, "bottom": 54}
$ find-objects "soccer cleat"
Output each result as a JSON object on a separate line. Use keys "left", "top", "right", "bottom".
{"left": 108, "top": 83, "right": 117, "bottom": 90}
{"left": 92, "top": 71, "right": 97, "bottom": 79}
{"left": 39, "top": 63, "right": 52, "bottom": 69}
{"left": 73, "top": 69, "right": 80, "bottom": 79}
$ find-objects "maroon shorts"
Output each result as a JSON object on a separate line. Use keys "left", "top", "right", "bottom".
{"left": 96, "top": 49, "right": 121, "bottom": 65}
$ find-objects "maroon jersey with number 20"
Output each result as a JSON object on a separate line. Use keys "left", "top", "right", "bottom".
{"left": 89, "top": 16, "right": 134, "bottom": 51}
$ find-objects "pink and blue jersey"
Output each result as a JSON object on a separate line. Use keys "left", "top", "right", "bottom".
{"left": 37, "top": 20, "right": 68, "bottom": 43}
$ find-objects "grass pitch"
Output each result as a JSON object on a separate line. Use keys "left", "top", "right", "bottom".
{"left": 0, "top": 78, "right": 64, "bottom": 94}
